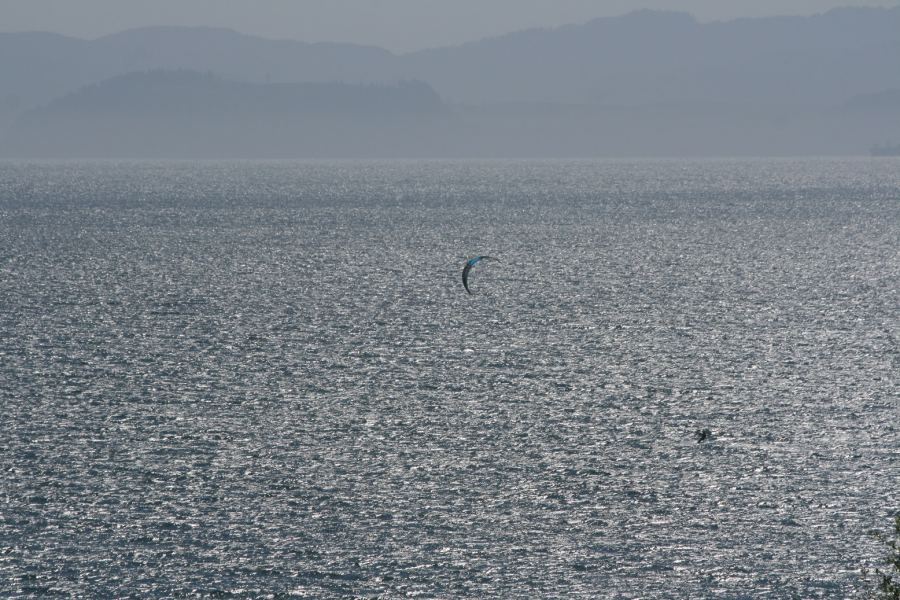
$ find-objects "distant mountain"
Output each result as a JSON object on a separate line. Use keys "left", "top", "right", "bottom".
{"left": 26, "top": 70, "right": 444, "bottom": 117}
{"left": 3, "top": 71, "right": 449, "bottom": 158}
{"left": 0, "top": 31, "right": 92, "bottom": 110}
{"left": 2, "top": 7, "right": 899, "bottom": 112}
{"left": 2, "top": 6, "right": 900, "bottom": 157}
{"left": 0, "top": 27, "right": 399, "bottom": 111}
{"left": 398, "top": 7, "right": 900, "bottom": 106}
{"left": 6, "top": 70, "right": 896, "bottom": 158}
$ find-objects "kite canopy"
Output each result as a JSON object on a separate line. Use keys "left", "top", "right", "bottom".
{"left": 462, "top": 255, "right": 497, "bottom": 294}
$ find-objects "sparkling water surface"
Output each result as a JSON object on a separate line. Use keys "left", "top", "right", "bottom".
{"left": 0, "top": 159, "right": 898, "bottom": 598}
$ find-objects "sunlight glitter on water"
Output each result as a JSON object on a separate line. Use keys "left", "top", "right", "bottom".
{"left": 0, "top": 158, "right": 898, "bottom": 598}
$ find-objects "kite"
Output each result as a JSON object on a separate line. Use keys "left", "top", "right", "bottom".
{"left": 462, "top": 255, "right": 498, "bottom": 294}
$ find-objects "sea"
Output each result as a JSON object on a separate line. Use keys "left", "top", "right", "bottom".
{"left": 0, "top": 158, "right": 898, "bottom": 599}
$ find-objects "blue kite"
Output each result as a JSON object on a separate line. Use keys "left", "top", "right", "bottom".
{"left": 462, "top": 255, "right": 498, "bottom": 294}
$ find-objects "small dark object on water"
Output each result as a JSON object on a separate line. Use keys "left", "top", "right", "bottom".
{"left": 695, "top": 428, "right": 713, "bottom": 443}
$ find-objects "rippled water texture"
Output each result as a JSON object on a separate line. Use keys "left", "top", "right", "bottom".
{"left": 1, "top": 159, "right": 898, "bottom": 598}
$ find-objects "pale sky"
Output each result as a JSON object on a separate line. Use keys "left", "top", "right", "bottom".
{"left": 1, "top": 0, "right": 898, "bottom": 52}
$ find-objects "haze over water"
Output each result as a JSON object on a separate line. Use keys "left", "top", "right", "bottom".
{"left": 0, "top": 159, "right": 898, "bottom": 598}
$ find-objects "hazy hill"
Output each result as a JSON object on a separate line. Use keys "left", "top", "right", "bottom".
{"left": 2, "top": 6, "right": 900, "bottom": 157}
{"left": 90, "top": 27, "right": 397, "bottom": 84}
{"left": 3, "top": 7, "right": 899, "bottom": 112}
{"left": 0, "top": 27, "right": 398, "bottom": 113}
{"left": 400, "top": 7, "right": 900, "bottom": 106}
{"left": 24, "top": 70, "right": 444, "bottom": 117}
{"left": 6, "top": 69, "right": 896, "bottom": 158}
{"left": 3, "top": 71, "right": 450, "bottom": 158}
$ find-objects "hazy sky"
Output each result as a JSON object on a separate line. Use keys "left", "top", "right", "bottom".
{"left": 2, "top": 0, "right": 898, "bottom": 51}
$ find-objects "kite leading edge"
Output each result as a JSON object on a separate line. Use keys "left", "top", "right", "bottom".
{"left": 462, "top": 255, "right": 497, "bottom": 294}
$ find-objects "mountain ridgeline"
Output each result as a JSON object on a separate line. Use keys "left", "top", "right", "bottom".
{"left": 2, "top": 6, "right": 900, "bottom": 157}
{"left": 27, "top": 71, "right": 444, "bottom": 117}
{"left": 5, "top": 72, "right": 448, "bottom": 158}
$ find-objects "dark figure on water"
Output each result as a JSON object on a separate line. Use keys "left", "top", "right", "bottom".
{"left": 695, "top": 428, "right": 713, "bottom": 443}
